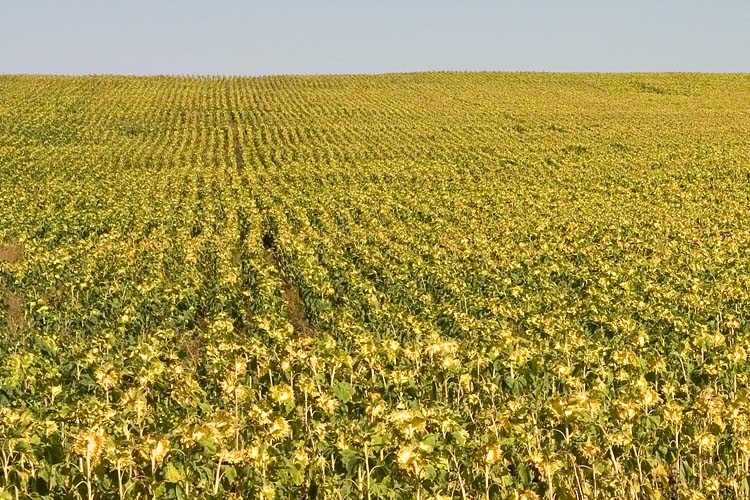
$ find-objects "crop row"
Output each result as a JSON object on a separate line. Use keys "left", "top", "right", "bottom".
{"left": 2, "top": 73, "right": 750, "bottom": 499}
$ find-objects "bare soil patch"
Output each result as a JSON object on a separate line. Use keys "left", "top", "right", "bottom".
{"left": 281, "top": 277, "right": 313, "bottom": 336}
{"left": 3, "top": 291, "right": 24, "bottom": 333}
{"left": 0, "top": 242, "right": 24, "bottom": 263}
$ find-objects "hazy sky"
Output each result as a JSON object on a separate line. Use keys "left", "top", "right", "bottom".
{"left": 2, "top": 0, "right": 749, "bottom": 75}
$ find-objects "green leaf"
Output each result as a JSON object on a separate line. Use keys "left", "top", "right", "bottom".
{"left": 451, "top": 431, "right": 467, "bottom": 446}
{"left": 224, "top": 466, "right": 237, "bottom": 484}
{"left": 198, "top": 437, "right": 217, "bottom": 454}
{"left": 369, "top": 482, "right": 395, "bottom": 500}
{"left": 340, "top": 448, "right": 360, "bottom": 472}
{"left": 153, "top": 482, "right": 167, "bottom": 499}
{"left": 164, "top": 463, "right": 184, "bottom": 483}
{"left": 332, "top": 381, "right": 354, "bottom": 403}
{"left": 288, "top": 464, "right": 304, "bottom": 486}
{"left": 518, "top": 463, "right": 531, "bottom": 484}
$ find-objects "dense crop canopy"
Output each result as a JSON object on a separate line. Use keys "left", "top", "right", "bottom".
{"left": 1, "top": 73, "right": 750, "bottom": 498}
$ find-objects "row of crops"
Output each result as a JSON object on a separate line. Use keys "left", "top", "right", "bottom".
{"left": 2, "top": 73, "right": 750, "bottom": 498}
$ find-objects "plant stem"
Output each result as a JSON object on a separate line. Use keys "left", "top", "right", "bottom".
{"left": 214, "top": 457, "right": 222, "bottom": 495}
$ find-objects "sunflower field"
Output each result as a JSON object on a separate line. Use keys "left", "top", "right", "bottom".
{"left": 2, "top": 72, "right": 750, "bottom": 499}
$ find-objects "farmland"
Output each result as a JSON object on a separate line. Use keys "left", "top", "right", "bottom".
{"left": 1, "top": 72, "right": 750, "bottom": 499}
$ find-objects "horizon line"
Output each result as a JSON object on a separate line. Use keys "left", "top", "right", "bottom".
{"left": 2, "top": 69, "right": 750, "bottom": 79}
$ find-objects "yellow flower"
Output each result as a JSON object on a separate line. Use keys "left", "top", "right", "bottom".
{"left": 695, "top": 388, "right": 724, "bottom": 421}
{"left": 516, "top": 490, "right": 540, "bottom": 500}
{"left": 397, "top": 445, "right": 417, "bottom": 467}
{"left": 150, "top": 438, "right": 170, "bottom": 468}
{"left": 616, "top": 400, "right": 638, "bottom": 421}
{"left": 248, "top": 445, "right": 272, "bottom": 466}
{"left": 650, "top": 358, "right": 666, "bottom": 373}
{"left": 686, "top": 490, "right": 706, "bottom": 500}
{"left": 392, "top": 371, "right": 411, "bottom": 385}
{"left": 611, "top": 425, "right": 633, "bottom": 447}
{"left": 704, "top": 476, "right": 720, "bottom": 493}
{"left": 259, "top": 483, "right": 275, "bottom": 500}
{"left": 396, "top": 444, "right": 424, "bottom": 477}
{"left": 389, "top": 409, "right": 426, "bottom": 438}
{"left": 663, "top": 403, "right": 683, "bottom": 427}
{"left": 73, "top": 427, "right": 106, "bottom": 463}
{"left": 662, "top": 384, "right": 677, "bottom": 398}
{"left": 234, "top": 358, "right": 248, "bottom": 375}
{"left": 542, "top": 459, "right": 562, "bottom": 478}
{"left": 739, "top": 437, "right": 750, "bottom": 456}
{"left": 459, "top": 373, "right": 473, "bottom": 390}
{"left": 221, "top": 377, "right": 243, "bottom": 399}
{"left": 651, "top": 462, "right": 668, "bottom": 480}
{"left": 530, "top": 453, "right": 562, "bottom": 478}
{"left": 271, "top": 384, "right": 294, "bottom": 405}
{"left": 385, "top": 339, "right": 401, "bottom": 353}
{"left": 367, "top": 399, "right": 387, "bottom": 418}
{"left": 641, "top": 389, "right": 660, "bottom": 409}
{"left": 217, "top": 449, "right": 248, "bottom": 465}
{"left": 95, "top": 368, "right": 119, "bottom": 390}
{"left": 637, "top": 332, "right": 648, "bottom": 346}
{"left": 485, "top": 445, "right": 501, "bottom": 465}
{"left": 43, "top": 419, "right": 59, "bottom": 436}
{"left": 579, "top": 443, "right": 600, "bottom": 461}
{"left": 293, "top": 449, "right": 309, "bottom": 467}
{"left": 726, "top": 318, "right": 741, "bottom": 331}
{"left": 696, "top": 433, "right": 715, "bottom": 454}
{"left": 210, "top": 316, "right": 235, "bottom": 334}
{"left": 317, "top": 393, "right": 338, "bottom": 414}
{"left": 269, "top": 417, "right": 291, "bottom": 439}
{"left": 441, "top": 356, "right": 460, "bottom": 370}
{"left": 731, "top": 345, "right": 747, "bottom": 363}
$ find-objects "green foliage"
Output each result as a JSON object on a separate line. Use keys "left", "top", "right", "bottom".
{"left": 1, "top": 72, "right": 750, "bottom": 498}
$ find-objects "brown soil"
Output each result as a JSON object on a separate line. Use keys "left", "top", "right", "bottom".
{"left": 4, "top": 291, "right": 24, "bottom": 333}
{"left": 177, "top": 330, "right": 202, "bottom": 370}
{"left": 228, "top": 112, "right": 245, "bottom": 170}
{"left": 281, "top": 277, "right": 313, "bottom": 336}
{"left": 0, "top": 243, "right": 24, "bottom": 263}
{"left": 1, "top": 242, "right": 25, "bottom": 333}
{"left": 261, "top": 233, "right": 314, "bottom": 337}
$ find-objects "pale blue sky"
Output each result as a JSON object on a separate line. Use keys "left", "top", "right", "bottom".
{"left": 2, "top": 0, "right": 749, "bottom": 75}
